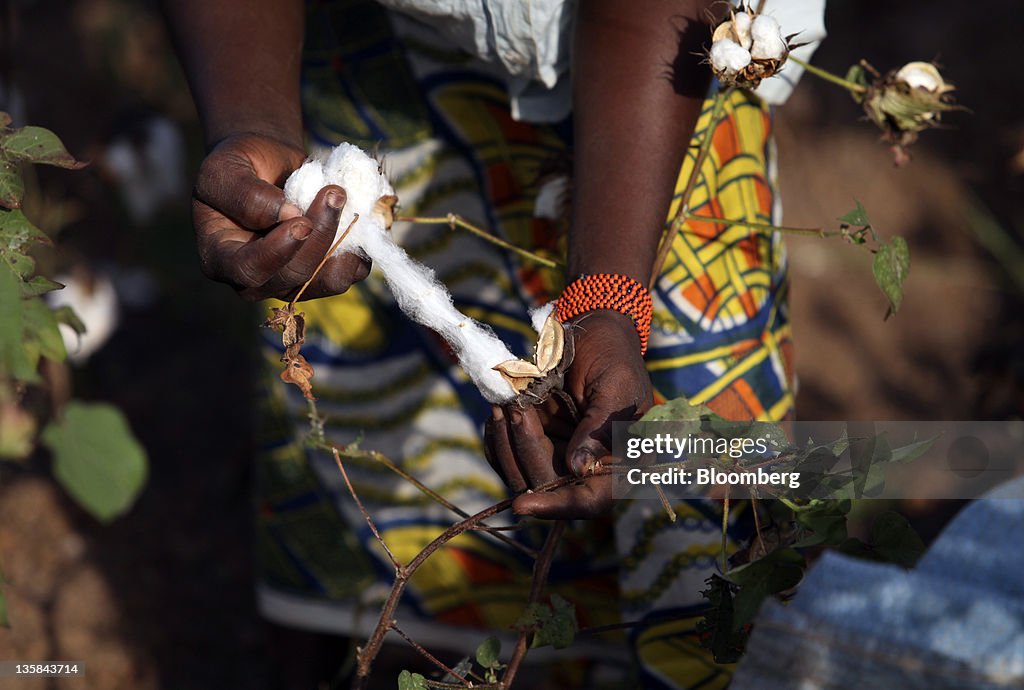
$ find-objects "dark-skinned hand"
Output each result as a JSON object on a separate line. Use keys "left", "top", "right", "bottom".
{"left": 485, "top": 310, "right": 653, "bottom": 519}
{"left": 192, "top": 132, "right": 371, "bottom": 301}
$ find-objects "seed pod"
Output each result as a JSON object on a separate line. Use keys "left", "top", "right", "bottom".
{"left": 859, "top": 61, "right": 960, "bottom": 165}
{"left": 708, "top": 7, "right": 790, "bottom": 88}
{"left": 534, "top": 314, "right": 565, "bottom": 374}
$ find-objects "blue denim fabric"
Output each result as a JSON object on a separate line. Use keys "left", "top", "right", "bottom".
{"left": 732, "top": 478, "right": 1024, "bottom": 689}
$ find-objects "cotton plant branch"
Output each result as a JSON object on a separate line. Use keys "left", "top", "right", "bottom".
{"left": 650, "top": 87, "right": 734, "bottom": 284}
{"left": 398, "top": 213, "right": 563, "bottom": 270}
{"left": 501, "top": 520, "right": 567, "bottom": 688}
{"left": 344, "top": 471, "right": 608, "bottom": 689}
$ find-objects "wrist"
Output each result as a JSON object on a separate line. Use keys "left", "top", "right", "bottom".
{"left": 556, "top": 273, "right": 653, "bottom": 355}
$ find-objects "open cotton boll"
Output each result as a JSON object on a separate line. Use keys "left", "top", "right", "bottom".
{"left": 530, "top": 302, "right": 556, "bottom": 335}
{"left": 732, "top": 11, "right": 753, "bottom": 49}
{"left": 710, "top": 38, "right": 752, "bottom": 75}
{"left": 284, "top": 143, "right": 395, "bottom": 258}
{"left": 895, "top": 62, "right": 949, "bottom": 93}
{"left": 283, "top": 144, "right": 519, "bottom": 403}
{"left": 750, "top": 14, "right": 787, "bottom": 61}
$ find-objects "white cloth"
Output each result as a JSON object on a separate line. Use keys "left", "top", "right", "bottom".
{"left": 378, "top": 0, "right": 827, "bottom": 121}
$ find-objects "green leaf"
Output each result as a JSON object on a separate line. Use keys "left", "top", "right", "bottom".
{"left": 396, "top": 670, "right": 427, "bottom": 690}
{"left": 475, "top": 636, "right": 501, "bottom": 669}
{"left": 22, "top": 297, "right": 66, "bottom": 363}
{"left": 1, "top": 126, "right": 86, "bottom": 169}
{"left": 793, "top": 502, "right": 848, "bottom": 547}
{"left": 0, "top": 582, "right": 7, "bottom": 627}
{"left": 890, "top": 435, "right": 938, "bottom": 464}
{"left": 636, "top": 397, "right": 713, "bottom": 424}
{"left": 41, "top": 402, "right": 148, "bottom": 523}
{"left": 0, "top": 208, "right": 49, "bottom": 251}
{"left": 0, "top": 161, "right": 23, "bottom": 209}
{"left": 873, "top": 236, "right": 911, "bottom": 316}
{"left": 845, "top": 64, "right": 869, "bottom": 87}
{"left": 870, "top": 511, "right": 926, "bottom": 568}
{"left": 728, "top": 548, "right": 804, "bottom": 628}
{"left": 0, "top": 261, "right": 36, "bottom": 382}
{"left": 838, "top": 200, "right": 871, "bottom": 227}
{"left": 52, "top": 305, "right": 86, "bottom": 335}
{"left": 696, "top": 575, "right": 748, "bottom": 664}
{"left": 531, "top": 593, "right": 577, "bottom": 650}
{"left": 1, "top": 249, "right": 34, "bottom": 279}
{"left": 20, "top": 276, "right": 63, "bottom": 297}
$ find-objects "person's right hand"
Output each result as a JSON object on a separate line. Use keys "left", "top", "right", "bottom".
{"left": 192, "top": 132, "right": 371, "bottom": 301}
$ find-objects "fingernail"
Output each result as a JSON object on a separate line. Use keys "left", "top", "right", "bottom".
{"left": 491, "top": 405, "right": 504, "bottom": 422}
{"left": 570, "top": 449, "right": 594, "bottom": 476}
{"left": 279, "top": 202, "right": 303, "bottom": 221}
{"left": 326, "top": 189, "right": 344, "bottom": 209}
{"left": 509, "top": 409, "right": 523, "bottom": 425}
{"left": 290, "top": 222, "right": 313, "bottom": 241}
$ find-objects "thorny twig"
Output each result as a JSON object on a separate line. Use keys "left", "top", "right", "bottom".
{"left": 349, "top": 469, "right": 612, "bottom": 689}
{"left": 320, "top": 436, "right": 537, "bottom": 559}
{"left": 389, "top": 622, "right": 472, "bottom": 687}
{"left": 333, "top": 448, "right": 403, "bottom": 573}
{"left": 501, "top": 520, "right": 567, "bottom": 688}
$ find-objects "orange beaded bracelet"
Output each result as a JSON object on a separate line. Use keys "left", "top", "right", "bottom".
{"left": 555, "top": 273, "right": 653, "bottom": 355}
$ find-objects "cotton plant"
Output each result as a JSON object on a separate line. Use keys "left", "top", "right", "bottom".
{"left": 274, "top": 143, "right": 566, "bottom": 404}
{"left": 266, "top": 9, "right": 964, "bottom": 405}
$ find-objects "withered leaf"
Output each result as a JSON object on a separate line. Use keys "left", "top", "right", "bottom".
{"left": 534, "top": 314, "right": 565, "bottom": 374}
{"left": 280, "top": 354, "right": 316, "bottom": 400}
{"left": 494, "top": 358, "right": 543, "bottom": 393}
{"left": 264, "top": 304, "right": 306, "bottom": 351}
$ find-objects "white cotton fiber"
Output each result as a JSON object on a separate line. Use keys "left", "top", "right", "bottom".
{"left": 284, "top": 144, "right": 519, "bottom": 403}
{"left": 530, "top": 302, "right": 556, "bottom": 335}
{"left": 710, "top": 38, "right": 752, "bottom": 74}
{"left": 750, "top": 14, "right": 787, "bottom": 60}
{"left": 732, "top": 12, "right": 753, "bottom": 49}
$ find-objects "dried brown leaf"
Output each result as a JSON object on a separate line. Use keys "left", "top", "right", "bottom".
{"left": 280, "top": 354, "right": 316, "bottom": 400}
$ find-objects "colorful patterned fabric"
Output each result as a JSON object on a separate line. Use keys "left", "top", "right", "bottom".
{"left": 255, "top": 2, "right": 794, "bottom": 687}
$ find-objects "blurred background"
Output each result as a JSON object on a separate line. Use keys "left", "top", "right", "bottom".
{"left": 0, "top": 0, "right": 1021, "bottom": 688}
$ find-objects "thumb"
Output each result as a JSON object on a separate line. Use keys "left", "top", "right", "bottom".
{"left": 566, "top": 405, "right": 613, "bottom": 477}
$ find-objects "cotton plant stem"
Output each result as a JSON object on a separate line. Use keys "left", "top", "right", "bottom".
{"left": 721, "top": 496, "right": 731, "bottom": 574}
{"left": 389, "top": 622, "right": 472, "bottom": 687}
{"left": 320, "top": 440, "right": 537, "bottom": 559}
{"left": 684, "top": 212, "right": 830, "bottom": 237}
{"left": 399, "top": 214, "right": 563, "bottom": 270}
{"left": 351, "top": 471, "right": 608, "bottom": 688}
{"left": 789, "top": 55, "right": 868, "bottom": 94}
{"left": 650, "top": 87, "right": 733, "bottom": 285}
{"left": 332, "top": 447, "right": 403, "bottom": 573}
{"left": 501, "top": 520, "right": 567, "bottom": 689}
{"left": 750, "top": 494, "right": 764, "bottom": 555}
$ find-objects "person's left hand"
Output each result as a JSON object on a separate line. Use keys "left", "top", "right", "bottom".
{"left": 484, "top": 310, "right": 653, "bottom": 519}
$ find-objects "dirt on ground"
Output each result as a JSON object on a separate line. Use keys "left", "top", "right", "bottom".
{"left": 0, "top": 1, "right": 1021, "bottom": 688}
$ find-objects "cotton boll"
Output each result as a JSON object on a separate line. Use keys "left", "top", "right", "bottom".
{"left": 749, "top": 13, "right": 782, "bottom": 44}
{"left": 283, "top": 160, "right": 326, "bottom": 216}
{"left": 530, "top": 302, "right": 555, "bottom": 334}
{"left": 895, "top": 62, "right": 950, "bottom": 94}
{"left": 750, "top": 14, "right": 787, "bottom": 60}
{"left": 732, "top": 12, "right": 753, "bottom": 49}
{"left": 284, "top": 144, "right": 518, "bottom": 402}
{"left": 709, "top": 38, "right": 752, "bottom": 75}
